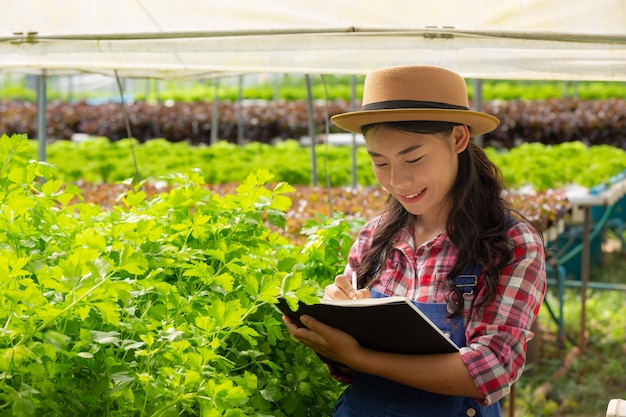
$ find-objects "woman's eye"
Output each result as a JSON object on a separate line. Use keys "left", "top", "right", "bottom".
{"left": 407, "top": 157, "right": 423, "bottom": 164}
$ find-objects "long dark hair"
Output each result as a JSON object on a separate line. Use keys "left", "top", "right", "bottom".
{"left": 356, "top": 120, "right": 521, "bottom": 314}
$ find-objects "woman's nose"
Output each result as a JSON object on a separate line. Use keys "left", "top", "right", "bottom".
{"left": 389, "top": 166, "right": 413, "bottom": 189}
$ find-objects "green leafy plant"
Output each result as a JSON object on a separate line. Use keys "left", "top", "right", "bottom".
{"left": 299, "top": 212, "right": 365, "bottom": 283}
{"left": 0, "top": 133, "right": 354, "bottom": 416}
{"left": 485, "top": 142, "right": 626, "bottom": 190}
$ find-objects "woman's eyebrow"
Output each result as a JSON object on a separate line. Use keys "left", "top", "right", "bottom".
{"left": 398, "top": 144, "right": 422, "bottom": 155}
{"left": 368, "top": 144, "right": 422, "bottom": 158}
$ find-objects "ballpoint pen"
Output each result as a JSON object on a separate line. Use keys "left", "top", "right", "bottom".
{"left": 351, "top": 271, "right": 358, "bottom": 300}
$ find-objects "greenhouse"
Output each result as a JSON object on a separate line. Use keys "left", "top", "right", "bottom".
{"left": 1, "top": 0, "right": 626, "bottom": 416}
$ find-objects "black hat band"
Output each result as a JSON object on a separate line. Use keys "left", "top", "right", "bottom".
{"left": 362, "top": 100, "right": 469, "bottom": 111}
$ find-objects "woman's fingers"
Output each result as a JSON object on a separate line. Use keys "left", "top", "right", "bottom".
{"left": 324, "top": 274, "right": 357, "bottom": 300}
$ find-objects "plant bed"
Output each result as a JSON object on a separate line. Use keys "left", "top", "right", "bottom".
{"left": 71, "top": 181, "right": 572, "bottom": 245}
{"left": 2, "top": 97, "right": 626, "bottom": 148}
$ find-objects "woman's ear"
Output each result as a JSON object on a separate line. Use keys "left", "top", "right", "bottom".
{"left": 452, "top": 125, "right": 471, "bottom": 154}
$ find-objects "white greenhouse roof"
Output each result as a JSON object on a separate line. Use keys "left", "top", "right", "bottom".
{"left": 1, "top": 0, "right": 625, "bottom": 81}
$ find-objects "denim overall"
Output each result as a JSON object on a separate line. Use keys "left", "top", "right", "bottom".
{"left": 332, "top": 268, "right": 502, "bottom": 417}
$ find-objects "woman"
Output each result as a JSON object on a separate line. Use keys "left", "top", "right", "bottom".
{"left": 283, "top": 65, "right": 546, "bottom": 416}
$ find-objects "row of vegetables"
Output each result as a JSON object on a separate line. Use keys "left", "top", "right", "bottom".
{"left": 1, "top": 97, "right": 625, "bottom": 148}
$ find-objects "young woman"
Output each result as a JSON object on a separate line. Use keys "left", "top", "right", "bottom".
{"left": 282, "top": 65, "right": 546, "bottom": 416}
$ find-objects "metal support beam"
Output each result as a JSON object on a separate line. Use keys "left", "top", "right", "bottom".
{"left": 305, "top": 74, "right": 317, "bottom": 186}
{"left": 350, "top": 74, "right": 357, "bottom": 189}
{"left": 36, "top": 72, "right": 47, "bottom": 161}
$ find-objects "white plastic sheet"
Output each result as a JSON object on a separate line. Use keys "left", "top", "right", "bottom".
{"left": 1, "top": 0, "right": 625, "bottom": 80}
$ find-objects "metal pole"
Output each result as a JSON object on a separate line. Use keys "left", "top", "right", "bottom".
{"left": 273, "top": 73, "right": 280, "bottom": 102}
{"left": 155, "top": 79, "right": 162, "bottom": 103}
{"left": 580, "top": 207, "right": 590, "bottom": 353}
{"left": 472, "top": 79, "right": 483, "bottom": 147}
{"left": 68, "top": 75, "right": 74, "bottom": 102}
{"left": 144, "top": 78, "right": 150, "bottom": 102}
{"left": 36, "top": 72, "right": 47, "bottom": 162}
{"left": 350, "top": 75, "right": 357, "bottom": 189}
{"left": 305, "top": 74, "right": 317, "bottom": 186}
{"left": 237, "top": 75, "right": 244, "bottom": 145}
{"left": 211, "top": 79, "right": 220, "bottom": 145}
{"left": 557, "top": 264, "right": 565, "bottom": 349}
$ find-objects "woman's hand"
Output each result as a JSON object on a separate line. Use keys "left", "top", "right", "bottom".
{"left": 324, "top": 274, "right": 371, "bottom": 300}
{"left": 282, "top": 313, "right": 363, "bottom": 367}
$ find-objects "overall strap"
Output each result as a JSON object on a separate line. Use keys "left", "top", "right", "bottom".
{"left": 449, "top": 263, "right": 483, "bottom": 315}
{"left": 454, "top": 264, "right": 482, "bottom": 294}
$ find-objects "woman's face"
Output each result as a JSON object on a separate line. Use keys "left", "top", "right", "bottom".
{"left": 365, "top": 124, "right": 469, "bottom": 222}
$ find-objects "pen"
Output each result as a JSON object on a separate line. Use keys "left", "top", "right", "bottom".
{"left": 351, "top": 271, "right": 358, "bottom": 300}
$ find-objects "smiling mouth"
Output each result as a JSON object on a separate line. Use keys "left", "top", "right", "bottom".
{"left": 404, "top": 189, "right": 425, "bottom": 199}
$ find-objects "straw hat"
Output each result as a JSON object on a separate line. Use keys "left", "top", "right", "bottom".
{"left": 331, "top": 65, "right": 499, "bottom": 136}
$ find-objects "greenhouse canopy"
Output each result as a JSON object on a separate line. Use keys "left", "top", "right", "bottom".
{"left": 1, "top": 0, "right": 625, "bottom": 81}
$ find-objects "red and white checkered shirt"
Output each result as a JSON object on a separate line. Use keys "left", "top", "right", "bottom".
{"left": 343, "top": 214, "right": 546, "bottom": 405}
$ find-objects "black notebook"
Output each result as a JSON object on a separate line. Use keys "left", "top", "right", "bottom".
{"left": 276, "top": 296, "right": 459, "bottom": 364}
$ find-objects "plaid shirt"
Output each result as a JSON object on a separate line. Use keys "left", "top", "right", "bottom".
{"left": 343, "top": 214, "right": 546, "bottom": 406}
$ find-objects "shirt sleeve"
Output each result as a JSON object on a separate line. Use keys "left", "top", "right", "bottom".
{"left": 459, "top": 221, "right": 547, "bottom": 405}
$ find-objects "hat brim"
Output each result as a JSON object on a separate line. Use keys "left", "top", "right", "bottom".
{"left": 331, "top": 109, "right": 500, "bottom": 137}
